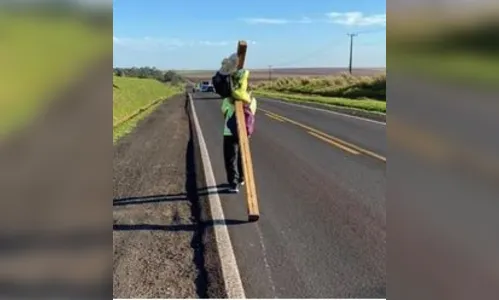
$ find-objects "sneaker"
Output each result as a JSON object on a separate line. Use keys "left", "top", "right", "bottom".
{"left": 227, "top": 184, "right": 239, "bottom": 193}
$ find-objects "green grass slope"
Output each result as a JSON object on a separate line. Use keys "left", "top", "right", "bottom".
{"left": 113, "top": 76, "right": 182, "bottom": 142}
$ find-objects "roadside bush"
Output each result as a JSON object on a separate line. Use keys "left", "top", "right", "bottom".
{"left": 163, "top": 70, "right": 184, "bottom": 85}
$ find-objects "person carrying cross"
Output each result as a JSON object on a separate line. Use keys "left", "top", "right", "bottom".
{"left": 212, "top": 53, "right": 257, "bottom": 193}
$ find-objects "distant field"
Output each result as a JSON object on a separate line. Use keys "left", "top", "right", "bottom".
{"left": 180, "top": 67, "right": 385, "bottom": 83}
{"left": 255, "top": 73, "right": 386, "bottom": 100}
{"left": 253, "top": 72, "right": 386, "bottom": 113}
{"left": 113, "top": 76, "right": 182, "bottom": 142}
{"left": 0, "top": 12, "right": 109, "bottom": 138}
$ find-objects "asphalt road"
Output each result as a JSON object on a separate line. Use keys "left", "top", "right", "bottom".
{"left": 191, "top": 92, "right": 386, "bottom": 298}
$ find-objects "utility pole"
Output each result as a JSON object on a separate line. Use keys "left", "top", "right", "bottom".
{"left": 268, "top": 65, "right": 272, "bottom": 81}
{"left": 347, "top": 33, "right": 357, "bottom": 74}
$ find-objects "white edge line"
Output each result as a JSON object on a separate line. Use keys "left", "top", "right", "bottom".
{"left": 188, "top": 94, "right": 246, "bottom": 299}
{"left": 259, "top": 97, "right": 386, "bottom": 126}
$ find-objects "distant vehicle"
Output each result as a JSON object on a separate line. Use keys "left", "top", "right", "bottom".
{"left": 199, "top": 81, "right": 215, "bottom": 92}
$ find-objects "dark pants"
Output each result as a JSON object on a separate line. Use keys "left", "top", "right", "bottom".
{"left": 223, "top": 135, "right": 244, "bottom": 186}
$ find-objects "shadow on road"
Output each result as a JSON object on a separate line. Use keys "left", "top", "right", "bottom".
{"left": 113, "top": 184, "right": 231, "bottom": 206}
{"left": 113, "top": 219, "right": 247, "bottom": 232}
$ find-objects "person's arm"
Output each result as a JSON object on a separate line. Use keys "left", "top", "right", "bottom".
{"left": 221, "top": 98, "right": 230, "bottom": 118}
{"left": 231, "top": 69, "right": 251, "bottom": 103}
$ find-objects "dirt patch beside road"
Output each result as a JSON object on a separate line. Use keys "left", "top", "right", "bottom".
{"left": 113, "top": 94, "right": 224, "bottom": 298}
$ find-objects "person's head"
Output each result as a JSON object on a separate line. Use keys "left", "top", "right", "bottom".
{"left": 219, "top": 53, "right": 239, "bottom": 75}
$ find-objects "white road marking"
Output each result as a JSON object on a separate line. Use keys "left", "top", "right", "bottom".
{"left": 256, "top": 224, "right": 277, "bottom": 298}
{"left": 259, "top": 97, "right": 386, "bottom": 126}
{"left": 188, "top": 94, "right": 246, "bottom": 299}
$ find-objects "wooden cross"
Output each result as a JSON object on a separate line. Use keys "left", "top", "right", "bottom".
{"left": 235, "top": 40, "right": 259, "bottom": 222}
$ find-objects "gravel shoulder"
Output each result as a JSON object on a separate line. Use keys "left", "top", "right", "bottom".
{"left": 113, "top": 93, "right": 224, "bottom": 298}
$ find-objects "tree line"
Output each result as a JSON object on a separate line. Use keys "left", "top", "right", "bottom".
{"left": 113, "top": 67, "right": 185, "bottom": 85}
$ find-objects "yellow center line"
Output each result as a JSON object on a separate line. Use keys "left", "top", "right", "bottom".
{"left": 265, "top": 113, "right": 285, "bottom": 122}
{"left": 308, "top": 131, "right": 360, "bottom": 155}
{"left": 258, "top": 108, "right": 386, "bottom": 162}
{"left": 265, "top": 111, "right": 284, "bottom": 120}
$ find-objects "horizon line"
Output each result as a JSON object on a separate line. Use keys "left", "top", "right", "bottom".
{"left": 113, "top": 66, "right": 387, "bottom": 71}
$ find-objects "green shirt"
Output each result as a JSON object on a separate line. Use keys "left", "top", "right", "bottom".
{"left": 221, "top": 97, "right": 257, "bottom": 136}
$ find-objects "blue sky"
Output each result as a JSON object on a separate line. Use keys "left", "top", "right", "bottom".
{"left": 113, "top": 0, "right": 385, "bottom": 69}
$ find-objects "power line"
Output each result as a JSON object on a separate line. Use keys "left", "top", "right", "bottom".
{"left": 260, "top": 29, "right": 382, "bottom": 70}
{"left": 356, "top": 28, "right": 385, "bottom": 34}
{"left": 270, "top": 40, "right": 337, "bottom": 67}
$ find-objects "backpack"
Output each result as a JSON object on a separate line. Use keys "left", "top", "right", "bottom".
{"left": 211, "top": 72, "right": 232, "bottom": 99}
{"left": 227, "top": 100, "right": 255, "bottom": 138}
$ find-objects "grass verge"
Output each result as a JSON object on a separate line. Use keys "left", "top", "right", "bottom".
{"left": 253, "top": 90, "right": 386, "bottom": 114}
{"left": 0, "top": 12, "right": 110, "bottom": 138}
{"left": 113, "top": 76, "right": 183, "bottom": 143}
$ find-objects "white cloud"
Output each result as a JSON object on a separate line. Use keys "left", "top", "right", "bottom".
{"left": 297, "top": 17, "right": 313, "bottom": 24}
{"left": 241, "top": 18, "right": 290, "bottom": 24}
{"left": 113, "top": 37, "right": 257, "bottom": 51}
{"left": 241, "top": 13, "right": 385, "bottom": 26}
{"left": 241, "top": 17, "right": 314, "bottom": 24}
{"left": 326, "top": 12, "right": 386, "bottom": 26}
{"left": 199, "top": 40, "right": 231, "bottom": 46}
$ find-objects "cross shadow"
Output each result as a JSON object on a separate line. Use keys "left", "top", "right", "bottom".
{"left": 113, "top": 184, "right": 231, "bottom": 206}
{"left": 113, "top": 219, "right": 249, "bottom": 232}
